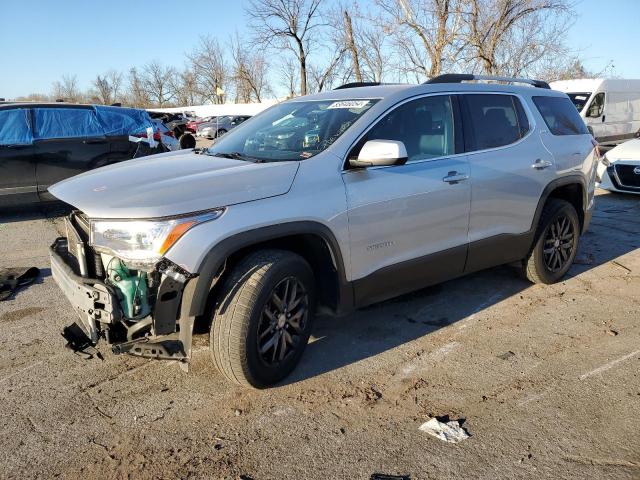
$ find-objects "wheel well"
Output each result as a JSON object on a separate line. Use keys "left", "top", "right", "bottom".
{"left": 211, "top": 234, "right": 341, "bottom": 314}
{"left": 547, "top": 183, "right": 584, "bottom": 229}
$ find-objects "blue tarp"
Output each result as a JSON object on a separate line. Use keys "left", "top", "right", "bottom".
{"left": 33, "top": 107, "right": 104, "bottom": 139}
{"left": 95, "top": 105, "right": 154, "bottom": 136}
{"left": 0, "top": 108, "right": 33, "bottom": 146}
{"left": 0, "top": 105, "right": 154, "bottom": 146}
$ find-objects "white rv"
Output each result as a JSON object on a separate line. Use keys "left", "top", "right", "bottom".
{"left": 551, "top": 79, "right": 640, "bottom": 145}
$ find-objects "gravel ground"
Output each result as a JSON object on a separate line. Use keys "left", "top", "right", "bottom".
{"left": 0, "top": 190, "right": 639, "bottom": 480}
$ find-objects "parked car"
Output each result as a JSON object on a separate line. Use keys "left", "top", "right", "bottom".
{"left": 551, "top": 78, "right": 640, "bottom": 145}
{"left": 186, "top": 116, "right": 214, "bottom": 133}
{"left": 148, "top": 111, "right": 189, "bottom": 138}
{"left": 597, "top": 138, "right": 640, "bottom": 194}
{"left": 150, "top": 119, "right": 180, "bottom": 151}
{"left": 0, "top": 103, "right": 165, "bottom": 208}
{"left": 50, "top": 74, "right": 597, "bottom": 388}
{"left": 199, "top": 115, "right": 252, "bottom": 139}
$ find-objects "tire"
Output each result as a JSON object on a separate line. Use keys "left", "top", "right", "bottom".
{"left": 216, "top": 129, "right": 227, "bottom": 138}
{"left": 210, "top": 250, "right": 316, "bottom": 388}
{"left": 522, "top": 198, "right": 580, "bottom": 284}
{"left": 179, "top": 133, "right": 196, "bottom": 149}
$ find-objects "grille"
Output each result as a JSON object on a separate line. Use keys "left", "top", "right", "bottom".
{"left": 615, "top": 164, "right": 640, "bottom": 188}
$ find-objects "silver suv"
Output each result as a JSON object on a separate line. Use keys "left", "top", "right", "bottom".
{"left": 50, "top": 74, "right": 598, "bottom": 387}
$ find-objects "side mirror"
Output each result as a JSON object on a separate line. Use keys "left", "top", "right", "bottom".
{"left": 349, "top": 140, "right": 408, "bottom": 168}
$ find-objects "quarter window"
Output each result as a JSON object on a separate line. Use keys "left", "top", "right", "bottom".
{"left": 354, "top": 95, "right": 455, "bottom": 163}
{"left": 533, "top": 96, "right": 589, "bottom": 136}
{"left": 463, "top": 94, "right": 530, "bottom": 151}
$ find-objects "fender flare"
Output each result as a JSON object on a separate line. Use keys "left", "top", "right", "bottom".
{"left": 183, "top": 221, "right": 353, "bottom": 318}
{"left": 529, "top": 174, "right": 588, "bottom": 233}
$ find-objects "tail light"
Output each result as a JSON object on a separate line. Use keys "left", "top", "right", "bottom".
{"left": 165, "top": 130, "right": 175, "bottom": 138}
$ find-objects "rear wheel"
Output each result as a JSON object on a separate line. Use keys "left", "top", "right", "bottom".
{"left": 209, "top": 250, "right": 315, "bottom": 388}
{"left": 179, "top": 133, "right": 196, "bottom": 149}
{"left": 523, "top": 199, "right": 580, "bottom": 284}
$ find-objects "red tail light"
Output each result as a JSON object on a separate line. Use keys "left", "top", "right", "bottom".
{"left": 165, "top": 130, "right": 175, "bottom": 138}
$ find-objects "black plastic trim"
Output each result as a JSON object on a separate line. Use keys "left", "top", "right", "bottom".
{"left": 353, "top": 245, "right": 467, "bottom": 308}
{"left": 186, "top": 222, "right": 353, "bottom": 318}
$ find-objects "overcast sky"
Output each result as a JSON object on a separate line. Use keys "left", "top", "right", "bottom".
{"left": 1, "top": 0, "right": 638, "bottom": 99}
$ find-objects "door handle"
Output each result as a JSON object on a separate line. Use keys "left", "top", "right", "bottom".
{"left": 443, "top": 171, "right": 469, "bottom": 184}
{"left": 531, "top": 159, "right": 553, "bottom": 170}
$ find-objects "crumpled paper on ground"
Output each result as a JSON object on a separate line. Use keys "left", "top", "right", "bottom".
{"left": 418, "top": 417, "right": 469, "bottom": 443}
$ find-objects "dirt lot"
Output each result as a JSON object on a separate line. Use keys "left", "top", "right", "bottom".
{"left": 0, "top": 190, "right": 639, "bottom": 480}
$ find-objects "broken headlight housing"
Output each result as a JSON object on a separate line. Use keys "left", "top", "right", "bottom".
{"left": 90, "top": 208, "right": 225, "bottom": 268}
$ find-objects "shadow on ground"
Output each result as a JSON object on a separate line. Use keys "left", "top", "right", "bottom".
{"left": 286, "top": 191, "right": 640, "bottom": 385}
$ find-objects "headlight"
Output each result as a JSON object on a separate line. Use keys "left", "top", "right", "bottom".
{"left": 90, "top": 209, "right": 225, "bottom": 266}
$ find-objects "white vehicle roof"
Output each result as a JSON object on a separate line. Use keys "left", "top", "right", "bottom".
{"left": 551, "top": 78, "right": 640, "bottom": 93}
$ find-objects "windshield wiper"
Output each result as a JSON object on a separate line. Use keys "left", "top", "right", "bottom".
{"left": 211, "top": 151, "right": 264, "bottom": 163}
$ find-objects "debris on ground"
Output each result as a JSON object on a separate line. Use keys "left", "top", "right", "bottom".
{"left": 606, "top": 329, "right": 619, "bottom": 336}
{"left": 419, "top": 416, "right": 470, "bottom": 443}
{"left": 497, "top": 351, "right": 516, "bottom": 360}
{"left": 0, "top": 267, "right": 40, "bottom": 300}
{"left": 611, "top": 260, "right": 632, "bottom": 273}
{"left": 370, "top": 474, "right": 411, "bottom": 480}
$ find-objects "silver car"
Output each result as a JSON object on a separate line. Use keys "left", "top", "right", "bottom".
{"left": 49, "top": 74, "right": 598, "bottom": 388}
{"left": 198, "top": 115, "right": 252, "bottom": 139}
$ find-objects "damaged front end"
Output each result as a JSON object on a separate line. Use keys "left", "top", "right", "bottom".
{"left": 51, "top": 212, "right": 198, "bottom": 364}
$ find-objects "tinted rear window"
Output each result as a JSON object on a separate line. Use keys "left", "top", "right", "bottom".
{"left": 464, "top": 94, "right": 530, "bottom": 151}
{"left": 533, "top": 96, "right": 589, "bottom": 136}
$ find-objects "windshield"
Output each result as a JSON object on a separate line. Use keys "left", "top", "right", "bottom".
{"left": 567, "top": 92, "right": 592, "bottom": 112}
{"left": 207, "top": 99, "right": 378, "bottom": 162}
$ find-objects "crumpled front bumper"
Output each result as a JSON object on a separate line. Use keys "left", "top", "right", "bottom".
{"left": 50, "top": 237, "right": 119, "bottom": 346}
{"left": 50, "top": 215, "right": 198, "bottom": 364}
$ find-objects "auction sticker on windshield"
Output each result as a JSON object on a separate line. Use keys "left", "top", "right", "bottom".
{"left": 327, "top": 100, "right": 370, "bottom": 109}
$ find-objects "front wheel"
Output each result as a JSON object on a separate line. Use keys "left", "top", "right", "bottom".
{"left": 210, "top": 250, "right": 316, "bottom": 388}
{"left": 523, "top": 198, "right": 580, "bottom": 284}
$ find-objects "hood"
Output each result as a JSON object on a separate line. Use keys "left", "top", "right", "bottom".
{"left": 607, "top": 139, "right": 640, "bottom": 162}
{"left": 49, "top": 150, "right": 299, "bottom": 219}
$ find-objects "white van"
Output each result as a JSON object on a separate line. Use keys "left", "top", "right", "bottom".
{"left": 551, "top": 79, "right": 640, "bottom": 145}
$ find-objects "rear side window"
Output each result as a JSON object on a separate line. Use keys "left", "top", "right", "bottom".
{"left": 463, "top": 94, "right": 530, "bottom": 151}
{"left": 33, "top": 107, "right": 104, "bottom": 140}
{"left": 532, "top": 96, "right": 589, "bottom": 136}
{"left": 0, "top": 108, "right": 33, "bottom": 146}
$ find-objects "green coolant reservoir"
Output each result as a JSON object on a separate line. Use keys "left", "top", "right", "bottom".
{"left": 107, "top": 258, "right": 150, "bottom": 319}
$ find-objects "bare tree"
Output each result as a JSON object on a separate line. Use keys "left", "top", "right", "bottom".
{"left": 230, "top": 35, "right": 271, "bottom": 103}
{"left": 139, "top": 61, "right": 176, "bottom": 107}
{"left": 126, "top": 67, "right": 150, "bottom": 108}
{"left": 92, "top": 70, "right": 123, "bottom": 105}
{"left": 170, "top": 67, "right": 202, "bottom": 106}
{"left": 343, "top": 9, "right": 363, "bottom": 82}
{"left": 189, "top": 36, "right": 229, "bottom": 104}
{"left": 247, "top": 0, "right": 325, "bottom": 96}
{"left": 461, "top": 0, "right": 571, "bottom": 75}
{"left": 51, "top": 74, "right": 83, "bottom": 102}
{"left": 279, "top": 58, "right": 299, "bottom": 98}
{"left": 377, "top": 0, "right": 463, "bottom": 79}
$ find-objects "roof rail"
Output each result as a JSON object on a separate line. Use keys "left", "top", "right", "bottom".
{"left": 425, "top": 74, "right": 550, "bottom": 89}
{"left": 334, "top": 82, "right": 383, "bottom": 90}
